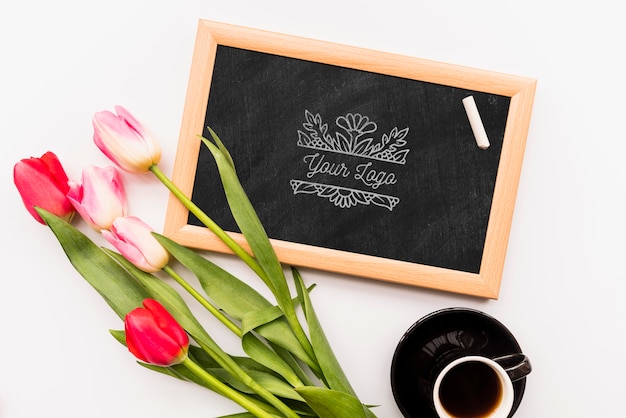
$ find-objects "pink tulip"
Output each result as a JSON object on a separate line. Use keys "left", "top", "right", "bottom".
{"left": 125, "top": 298, "right": 189, "bottom": 366}
{"left": 92, "top": 106, "right": 161, "bottom": 173}
{"left": 102, "top": 216, "right": 169, "bottom": 272}
{"left": 13, "top": 151, "right": 75, "bottom": 224}
{"left": 67, "top": 165, "right": 127, "bottom": 231}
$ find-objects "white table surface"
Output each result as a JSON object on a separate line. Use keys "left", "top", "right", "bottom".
{"left": 2, "top": 1, "right": 624, "bottom": 417}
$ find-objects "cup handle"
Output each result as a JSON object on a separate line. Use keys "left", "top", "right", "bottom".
{"left": 493, "top": 353, "right": 532, "bottom": 382}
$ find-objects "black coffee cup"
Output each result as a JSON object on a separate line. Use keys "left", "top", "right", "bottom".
{"left": 431, "top": 353, "right": 530, "bottom": 417}
{"left": 391, "top": 308, "right": 531, "bottom": 418}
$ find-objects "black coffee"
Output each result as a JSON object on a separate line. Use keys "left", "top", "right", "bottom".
{"left": 438, "top": 360, "right": 502, "bottom": 417}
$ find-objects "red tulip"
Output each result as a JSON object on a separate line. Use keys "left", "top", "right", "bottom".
{"left": 13, "top": 151, "right": 75, "bottom": 224}
{"left": 124, "top": 299, "right": 189, "bottom": 366}
{"left": 93, "top": 106, "right": 161, "bottom": 173}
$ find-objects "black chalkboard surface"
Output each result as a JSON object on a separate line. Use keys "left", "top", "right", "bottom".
{"left": 164, "top": 20, "right": 536, "bottom": 298}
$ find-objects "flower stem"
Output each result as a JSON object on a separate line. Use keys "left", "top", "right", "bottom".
{"left": 181, "top": 357, "right": 279, "bottom": 418}
{"left": 148, "top": 165, "right": 271, "bottom": 289}
{"left": 163, "top": 265, "right": 242, "bottom": 337}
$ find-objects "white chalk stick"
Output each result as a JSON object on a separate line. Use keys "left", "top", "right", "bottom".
{"left": 462, "top": 95, "right": 490, "bottom": 149}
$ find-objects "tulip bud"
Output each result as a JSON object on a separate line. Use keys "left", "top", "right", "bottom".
{"left": 92, "top": 106, "right": 161, "bottom": 173}
{"left": 13, "top": 151, "right": 75, "bottom": 224}
{"left": 67, "top": 165, "right": 127, "bottom": 231}
{"left": 102, "top": 216, "right": 169, "bottom": 272}
{"left": 125, "top": 298, "right": 189, "bottom": 366}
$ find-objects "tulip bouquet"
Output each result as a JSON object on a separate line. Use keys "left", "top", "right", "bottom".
{"left": 14, "top": 106, "right": 377, "bottom": 418}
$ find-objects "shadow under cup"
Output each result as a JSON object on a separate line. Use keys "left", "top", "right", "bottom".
{"left": 390, "top": 308, "right": 531, "bottom": 418}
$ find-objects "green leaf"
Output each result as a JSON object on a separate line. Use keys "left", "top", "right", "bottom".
{"left": 155, "top": 233, "right": 315, "bottom": 368}
{"left": 240, "top": 304, "right": 284, "bottom": 333}
{"left": 220, "top": 354, "right": 276, "bottom": 377}
{"left": 187, "top": 345, "right": 223, "bottom": 369}
{"left": 206, "top": 126, "right": 236, "bottom": 171}
{"left": 200, "top": 134, "right": 290, "bottom": 309}
{"left": 189, "top": 343, "right": 294, "bottom": 385}
{"left": 252, "top": 318, "right": 317, "bottom": 372}
{"left": 37, "top": 208, "right": 149, "bottom": 319}
{"left": 209, "top": 368, "right": 304, "bottom": 402}
{"left": 188, "top": 345, "right": 274, "bottom": 378}
{"left": 201, "top": 133, "right": 317, "bottom": 375}
{"left": 218, "top": 413, "right": 294, "bottom": 418}
{"left": 139, "top": 362, "right": 189, "bottom": 381}
{"left": 109, "top": 329, "right": 126, "bottom": 345}
{"left": 240, "top": 304, "right": 315, "bottom": 370}
{"left": 241, "top": 333, "right": 302, "bottom": 387}
{"left": 268, "top": 343, "right": 316, "bottom": 387}
{"left": 292, "top": 268, "right": 356, "bottom": 396}
{"left": 295, "top": 387, "right": 369, "bottom": 418}
{"left": 154, "top": 233, "right": 272, "bottom": 320}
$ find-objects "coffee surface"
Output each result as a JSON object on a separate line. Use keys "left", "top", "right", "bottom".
{"left": 439, "top": 361, "right": 502, "bottom": 417}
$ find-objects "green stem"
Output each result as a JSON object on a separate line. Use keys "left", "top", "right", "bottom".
{"left": 163, "top": 265, "right": 242, "bottom": 337}
{"left": 181, "top": 357, "right": 278, "bottom": 418}
{"left": 149, "top": 165, "right": 272, "bottom": 292}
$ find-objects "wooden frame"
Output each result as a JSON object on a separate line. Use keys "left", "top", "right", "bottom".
{"left": 163, "top": 20, "right": 536, "bottom": 299}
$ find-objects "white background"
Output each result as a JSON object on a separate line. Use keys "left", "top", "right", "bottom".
{"left": 1, "top": 1, "right": 624, "bottom": 417}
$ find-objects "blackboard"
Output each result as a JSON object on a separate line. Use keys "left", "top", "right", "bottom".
{"left": 164, "top": 20, "right": 536, "bottom": 298}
